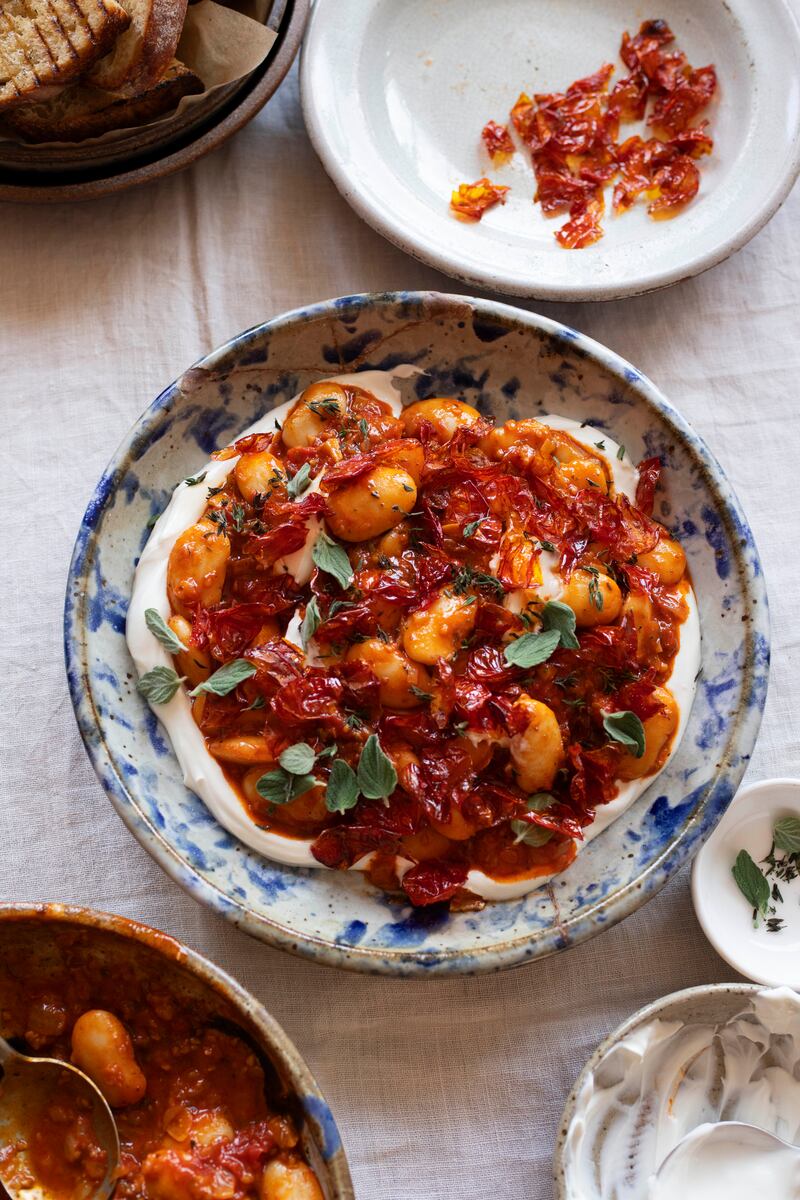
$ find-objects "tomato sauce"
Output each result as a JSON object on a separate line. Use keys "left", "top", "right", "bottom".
{"left": 0, "top": 925, "right": 321, "bottom": 1200}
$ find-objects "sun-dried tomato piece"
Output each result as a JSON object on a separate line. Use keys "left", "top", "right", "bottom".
{"left": 510, "top": 92, "right": 537, "bottom": 142}
{"left": 214, "top": 431, "right": 277, "bottom": 460}
{"left": 322, "top": 439, "right": 421, "bottom": 488}
{"left": 669, "top": 122, "right": 713, "bottom": 159}
{"left": 311, "top": 825, "right": 398, "bottom": 870}
{"left": 607, "top": 71, "right": 649, "bottom": 124}
{"left": 450, "top": 177, "right": 510, "bottom": 221}
{"left": 650, "top": 64, "right": 717, "bottom": 134}
{"left": 401, "top": 860, "right": 469, "bottom": 907}
{"left": 245, "top": 494, "right": 326, "bottom": 567}
{"left": 620, "top": 19, "right": 675, "bottom": 78}
{"left": 556, "top": 195, "right": 605, "bottom": 249}
{"left": 569, "top": 744, "right": 620, "bottom": 816}
{"left": 482, "top": 120, "right": 515, "bottom": 162}
{"left": 402, "top": 745, "right": 477, "bottom": 824}
{"left": 635, "top": 456, "right": 662, "bottom": 514}
{"left": 270, "top": 672, "right": 343, "bottom": 726}
{"left": 648, "top": 154, "right": 701, "bottom": 215}
{"left": 191, "top": 603, "right": 275, "bottom": 661}
{"left": 244, "top": 638, "right": 303, "bottom": 697}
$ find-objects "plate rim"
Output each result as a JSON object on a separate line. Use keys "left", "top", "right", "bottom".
{"left": 299, "top": 0, "right": 800, "bottom": 302}
{"left": 64, "top": 289, "right": 770, "bottom": 975}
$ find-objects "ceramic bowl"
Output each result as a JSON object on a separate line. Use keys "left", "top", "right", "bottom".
{"left": 0, "top": 902, "right": 354, "bottom": 1198}
{"left": 301, "top": 0, "right": 800, "bottom": 300}
{"left": 64, "top": 291, "right": 769, "bottom": 976}
{"left": 553, "top": 982, "right": 761, "bottom": 1199}
{"left": 692, "top": 778, "right": 800, "bottom": 987}
{"left": 0, "top": 0, "right": 309, "bottom": 203}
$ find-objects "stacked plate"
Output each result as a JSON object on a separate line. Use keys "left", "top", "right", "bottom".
{"left": 0, "top": 0, "right": 309, "bottom": 202}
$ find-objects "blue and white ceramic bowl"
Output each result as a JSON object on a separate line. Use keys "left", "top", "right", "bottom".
{"left": 64, "top": 292, "right": 769, "bottom": 976}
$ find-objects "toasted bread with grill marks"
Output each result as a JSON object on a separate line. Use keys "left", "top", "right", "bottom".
{"left": 85, "top": 0, "right": 188, "bottom": 93}
{"left": 0, "top": 0, "right": 131, "bottom": 108}
{"left": 4, "top": 55, "right": 201, "bottom": 139}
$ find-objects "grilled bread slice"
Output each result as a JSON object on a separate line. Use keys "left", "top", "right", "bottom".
{"left": 85, "top": 0, "right": 188, "bottom": 92}
{"left": 4, "top": 56, "right": 201, "bottom": 139}
{"left": 0, "top": 0, "right": 131, "bottom": 108}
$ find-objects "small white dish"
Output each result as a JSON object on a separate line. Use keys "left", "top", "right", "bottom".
{"left": 301, "top": 0, "right": 800, "bottom": 301}
{"left": 692, "top": 778, "right": 800, "bottom": 989}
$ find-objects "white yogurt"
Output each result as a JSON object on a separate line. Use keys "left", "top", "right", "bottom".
{"left": 563, "top": 989, "right": 800, "bottom": 1200}
{"left": 649, "top": 1122, "right": 800, "bottom": 1200}
{"left": 127, "top": 370, "right": 700, "bottom": 901}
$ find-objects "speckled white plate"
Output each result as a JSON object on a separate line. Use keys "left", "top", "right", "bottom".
{"left": 300, "top": 0, "right": 800, "bottom": 301}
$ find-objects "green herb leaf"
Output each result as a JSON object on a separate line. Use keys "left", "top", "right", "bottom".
{"left": 410, "top": 685, "right": 434, "bottom": 702}
{"left": 300, "top": 596, "right": 321, "bottom": 649}
{"left": 255, "top": 769, "right": 318, "bottom": 805}
{"left": 773, "top": 817, "right": 800, "bottom": 855}
{"left": 287, "top": 462, "right": 312, "bottom": 500}
{"left": 541, "top": 600, "right": 579, "bottom": 650}
{"left": 587, "top": 568, "right": 604, "bottom": 611}
{"left": 510, "top": 820, "right": 554, "bottom": 847}
{"left": 357, "top": 734, "right": 397, "bottom": 801}
{"left": 279, "top": 742, "right": 317, "bottom": 775}
{"left": 312, "top": 530, "right": 354, "bottom": 590}
{"left": 189, "top": 658, "right": 256, "bottom": 697}
{"left": 732, "top": 849, "right": 771, "bottom": 918}
{"left": 527, "top": 792, "right": 555, "bottom": 812}
{"left": 616, "top": 444, "right": 626, "bottom": 461}
{"left": 144, "top": 608, "right": 187, "bottom": 654}
{"left": 504, "top": 628, "right": 561, "bottom": 669}
{"left": 325, "top": 759, "right": 361, "bottom": 813}
{"left": 603, "top": 711, "right": 646, "bottom": 757}
{"left": 463, "top": 518, "right": 483, "bottom": 538}
{"left": 184, "top": 471, "right": 207, "bottom": 486}
{"left": 539, "top": 539, "right": 555, "bottom": 553}
{"left": 137, "top": 666, "right": 184, "bottom": 704}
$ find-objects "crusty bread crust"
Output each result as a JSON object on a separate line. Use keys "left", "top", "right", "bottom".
{"left": 0, "top": 0, "right": 131, "bottom": 108}
{"left": 85, "top": 0, "right": 188, "bottom": 93}
{"left": 4, "top": 56, "right": 201, "bottom": 139}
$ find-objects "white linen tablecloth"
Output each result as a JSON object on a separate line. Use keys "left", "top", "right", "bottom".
{"left": 1, "top": 59, "right": 799, "bottom": 1200}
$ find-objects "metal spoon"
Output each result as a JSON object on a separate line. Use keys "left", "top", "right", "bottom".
{"left": 0, "top": 1035, "right": 120, "bottom": 1200}
{"left": 653, "top": 1121, "right": 800, "bottom": 1197}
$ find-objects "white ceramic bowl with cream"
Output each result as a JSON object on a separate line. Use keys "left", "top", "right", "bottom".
{"left": 555, "top": 983, "right": 800, "bottom": 1200}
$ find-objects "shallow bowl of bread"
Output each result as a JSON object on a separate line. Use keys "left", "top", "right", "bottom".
{"left": 65, "top": 291, "right": 769, "bottom": 975}
{"left": 0, "top": 0, "right": 308, "bottom": 199}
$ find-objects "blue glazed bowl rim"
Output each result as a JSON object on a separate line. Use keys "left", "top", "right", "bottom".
{"left": 64, "top": 290, "right": 770, "bottom": 976}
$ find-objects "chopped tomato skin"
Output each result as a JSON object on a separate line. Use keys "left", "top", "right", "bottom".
{"left": 481, "top": 120, "right": 515, "bottom": 162}
{"left": 450, "top": 177, "right": 510, "bottom": 220}
{"left": 455, "top": 18, "right": 716, "bottom": 246}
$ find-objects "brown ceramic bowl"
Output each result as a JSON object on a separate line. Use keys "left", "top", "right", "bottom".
{"left": 0, "top": 902, "right": 354, "bottom": 1198}
{"left": 0, "top": 0, "right": 309, "bottom": 202}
